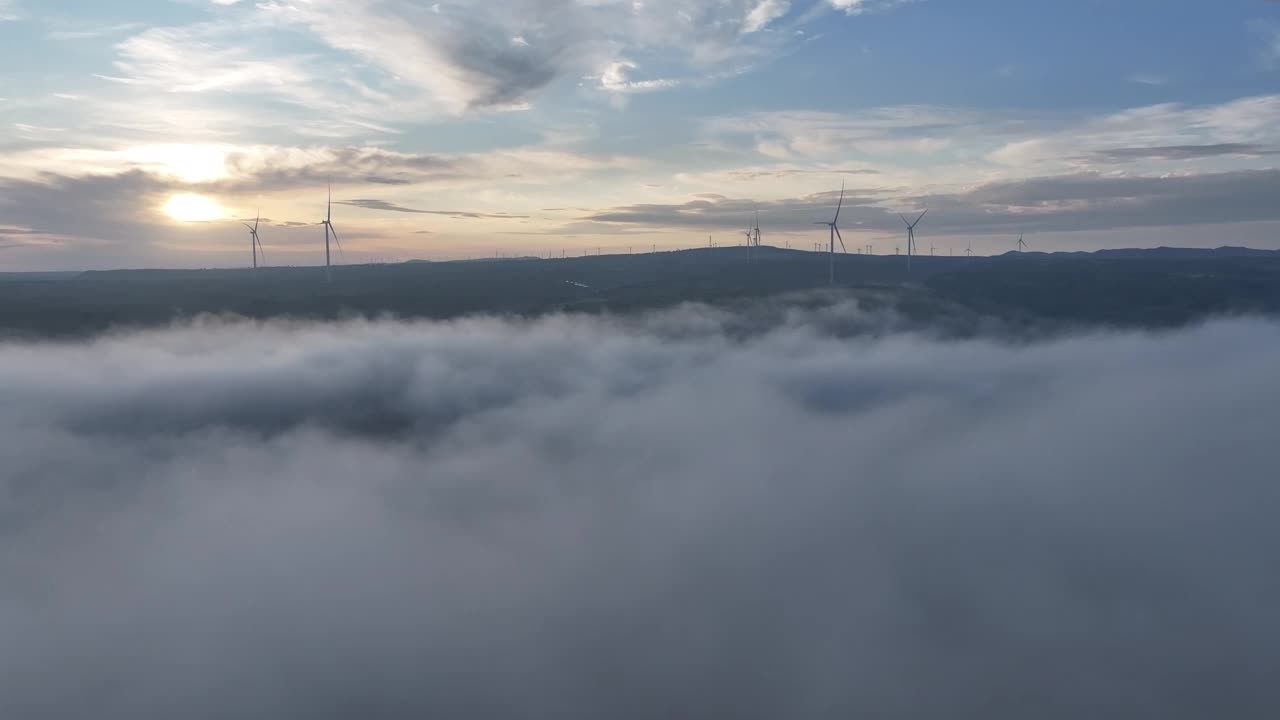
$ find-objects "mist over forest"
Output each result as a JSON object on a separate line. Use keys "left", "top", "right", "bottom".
{"left": 5, "top": 0, "right": 1279, "bottom": 714}
{"left": 3, "top": 298, "right": 1278, "bottom": 719}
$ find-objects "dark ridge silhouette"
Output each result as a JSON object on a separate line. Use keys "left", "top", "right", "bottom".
{"left": 4, "top": 245, "right": 1280, "bottom": 336}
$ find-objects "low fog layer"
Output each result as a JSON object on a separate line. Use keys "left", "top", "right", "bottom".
{"left": 2, "top": 300, "right": 1278, "bottom": 718}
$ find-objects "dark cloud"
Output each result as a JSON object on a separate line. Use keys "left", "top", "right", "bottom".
{"left": 338, "top": 198, "right": 530, "bottom": 219}
{"left": 0, "top": 170, "right": 168, "bottom": 229}
{"left": 0, "top": 171, "right": 175, "bottom": 265}
{"left": 584, "top": 188, "right": 883, "bottom": 230}
{"left": 421, "top": 0, "right": 602, "bottom": 110}
{"left": 219, "top": 148, "right": 467, "bottom": 192}
{"left": 1090, "top": 143, "right": 1280, "bottom": 162}
{"left": 1, "top": 302, "right": 1279, "bottom": 718}
{"left": 920, "top": 169, "right": 1280, "bottom": 233}
{"left": 449, "top": 34, "right": 562, "bottom": 109}
{"left": 584, "top": 169, "right": 1280, "bottom": 236}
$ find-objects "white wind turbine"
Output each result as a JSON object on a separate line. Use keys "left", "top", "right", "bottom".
{"left": 815, "top": 182, "right": 848, "bottom": 286}
{"left": 243, "top": 210, "right": 265, "bottom": 269}
{"left": 321, "top": 184, "right": 343, "bottom": 279}
{"left": 899, "top": 209, "right": 928, "bottom": 273}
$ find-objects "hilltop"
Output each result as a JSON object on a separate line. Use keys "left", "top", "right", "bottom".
{"left": 3, "top": 245, "right": 1280, "bottom": 336}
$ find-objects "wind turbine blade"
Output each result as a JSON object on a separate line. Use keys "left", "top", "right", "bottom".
{"left": 814, "top": 221, "right": 830, "bottom": 226}
{"left": 899, "top": 214, "right": 911, "bottom": 227}
{"left": 254, "top": 210, "right": 260, "bottom": 233}
{"left": 834, "top": 226, "right": 848, "bottom": 254}
{"left": 915, "top": 209, "right": 928, "bottom": 226}
{"left": 243, "top": 223, "right": 255, "bottom": 231}
{"left": 833, "top": 182, "right": 845, "bottom": 224}
{"left": 330, "top": 226, "right": 344, "bottom": 256}
{"left": 327, "top": 184, "right": 332, "bottom": 223}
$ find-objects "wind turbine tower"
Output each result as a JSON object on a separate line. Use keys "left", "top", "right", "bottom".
{"left": 814, "top": 182, "right": 848, "bottom": 286}
{"left": 899, "top": 209, "right": 928, "bottom": 273}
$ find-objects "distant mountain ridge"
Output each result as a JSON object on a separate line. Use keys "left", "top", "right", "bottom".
{"left": 1005, "top": 246, "right": 1280, "bottom": 259}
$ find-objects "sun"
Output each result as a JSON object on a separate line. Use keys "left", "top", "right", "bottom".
{"left": 164, "top": 193, "right": 225, "bottom": 222}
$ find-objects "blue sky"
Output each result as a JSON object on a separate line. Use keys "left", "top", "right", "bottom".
{"left": 1, "top": 0, "right": 1278, "bottom": 269}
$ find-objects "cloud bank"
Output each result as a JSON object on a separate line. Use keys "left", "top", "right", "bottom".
{"left": 2, "top": 301, "right": 1279, "bottom": 718}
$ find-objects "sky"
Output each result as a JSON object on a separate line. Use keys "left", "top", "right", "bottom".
{"left": 0, "top": 0, "right": 1278, "bottom": 269}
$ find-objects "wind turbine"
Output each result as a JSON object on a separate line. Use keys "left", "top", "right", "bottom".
{"left": 243, "top": 210, "right": 265, "bottom": 269}
{"left": 752, "top": 210, "right": 762, "bottom": 248}
{"left": 899, "top": 209, "right": 928, "bottom": 273}
{"left": 965, "top": 241, "right": 973, "bottom": 258}
{"left": 321, "top": 184, "right": 343, "bottom": 280}
{"left": 1017, "top": 233, "right": 1028, "bottom": 253}
{"left": 815, "top": 182, "right": 847, "bottom": 286}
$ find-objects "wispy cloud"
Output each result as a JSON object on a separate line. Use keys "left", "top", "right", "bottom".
{"left": 337, "top": 199, "right": 530, "bottom": 219}
{"left": 725, "top": 167, "right": 880, "bottom": 180}
{"left": 111, "top": 24, "right": 320, "bottom": 99}
{"left": 1128, "top": 72, "right": 1171, "bottom": 86}
{"left": 988, "top": 95, "right": 1280, "bottom": 172}
{"left": 706, "top": 106, "right": 1011, "bottom": 159}
{"left": 828, "top": 0, "right": 915, "bottom": 15}
{"left": 47, "top": 21, "right": 142, "bottom": 40}
{"left": 1089, "top": 143, "right": 1279, "bottom": 162}
{"left": 743, "top": 0, "right": 791, "bottom": 33}
{"left": 244, "top": 0, "right": 897, "bottom": 113}
{"left": 1261, "top": 22, "right": 1280, "bottom": 68}
{"left": 599, "top": 61, "right": 681, "bottom": 94}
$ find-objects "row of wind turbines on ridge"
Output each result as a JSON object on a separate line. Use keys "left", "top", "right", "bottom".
{"left": 242, "top": 186, "right": 343, "bottom": 275}
{"left": 815, "top": 181, "right": 1030, "bottom": 285}
{"left": 240, "top": 183, "right": 1028, "bottom": 278}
